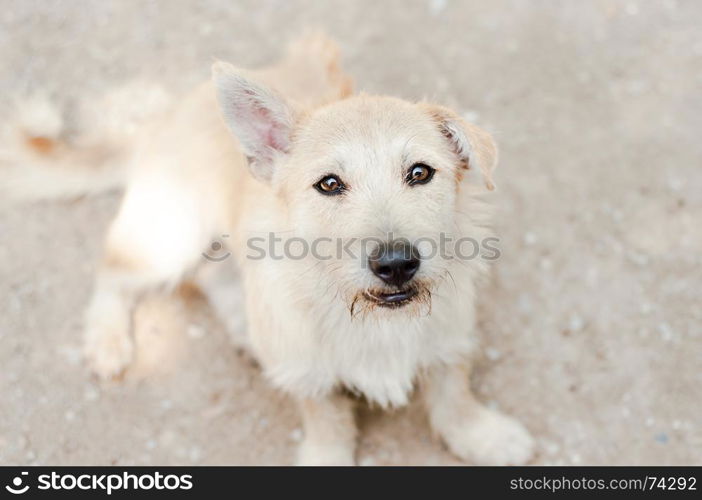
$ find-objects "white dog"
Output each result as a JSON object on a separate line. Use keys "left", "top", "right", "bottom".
{"left": 9, "top": 35, "right": 534, "bottom": 465}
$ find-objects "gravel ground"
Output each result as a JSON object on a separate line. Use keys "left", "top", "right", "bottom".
{"left": 1, "top": 0, "right": 701, "bottom": 465}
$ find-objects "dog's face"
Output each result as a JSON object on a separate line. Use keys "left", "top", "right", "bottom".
{"left": 214, "top": 63, "right": 496, "bottom": 316}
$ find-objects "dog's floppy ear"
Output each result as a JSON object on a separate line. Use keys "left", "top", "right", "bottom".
{"left": 212, "top": 61, "right": 296, "bottom": 182}
{"left": 421, "top": 104, "right": 497, "bottom": 190}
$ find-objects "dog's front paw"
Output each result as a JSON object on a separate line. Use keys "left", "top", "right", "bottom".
{"left": 83, "top": 320, "right": 134, "bottom": 380}
{"left": 296, "top": 441, "right": 355, "bottom": 466}
{"left": 443, "top": 408, "right": 535, "bottom": 465}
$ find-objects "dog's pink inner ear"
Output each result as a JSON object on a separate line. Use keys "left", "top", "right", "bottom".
{"left": 213, "top": 62, "right": 295, "bottom": 181}
{"left": 236, "top": 90, "right": 290, "bottom": 154}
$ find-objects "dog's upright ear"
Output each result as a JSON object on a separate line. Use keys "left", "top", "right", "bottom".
{"left": 212, "top": 61, "right": 296, "bottom": 182}
{"left": 420, "top": 104, "right": 498, "bottom": 190}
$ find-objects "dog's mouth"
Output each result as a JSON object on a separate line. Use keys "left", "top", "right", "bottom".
{"left": 363, "top": 287, "right": 418, "bottom": 308}
{"left": 349, "top": 280, "right": 432, "bottom": 318}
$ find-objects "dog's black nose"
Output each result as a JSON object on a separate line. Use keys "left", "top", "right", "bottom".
{"left": 368, "top": 240, "right": 420, "bottom": 287}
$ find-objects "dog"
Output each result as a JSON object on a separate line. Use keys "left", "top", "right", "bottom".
{"left": 8, "top": 34, "right": 534, "bottom": 465}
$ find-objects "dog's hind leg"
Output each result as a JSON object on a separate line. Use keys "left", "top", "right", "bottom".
{"left": 84, "top": 178, "right": 215, "bottom": 379}
{"left": 422, "top": 363, "right": 535, "bottom": 465}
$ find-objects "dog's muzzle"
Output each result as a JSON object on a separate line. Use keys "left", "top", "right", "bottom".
{"left": 366, "top": 240, "right": 420, "bottom": 307}
{"left": 368, "top": 240, "right": 420, "bottom": 287}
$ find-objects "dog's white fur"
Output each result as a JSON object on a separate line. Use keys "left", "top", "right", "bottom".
{"left": 14, "top": 35, "right": 534, "bottom": 465}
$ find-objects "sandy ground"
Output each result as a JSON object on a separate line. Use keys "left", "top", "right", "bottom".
{"left": 1, "top": 0, "right": 701, "bottom": 465}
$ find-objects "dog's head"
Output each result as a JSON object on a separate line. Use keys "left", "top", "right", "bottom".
{"left": 213, "top": 63, "right": 497, "bottom": 317}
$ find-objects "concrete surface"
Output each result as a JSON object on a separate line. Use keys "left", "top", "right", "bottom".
{"left": 1, "top": 0, "right": 701, "bottom": 465}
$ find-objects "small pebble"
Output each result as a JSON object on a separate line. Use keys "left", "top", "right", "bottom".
{"left": 462, "top": 110, "right": 480, "bottom": 123}
{"left": 428, "top": 0, "right": 448, "bottom": 16}
{"left": 189, "top": 447, "right": 202, "bottom": 462}
{"left": 654, "top": 432, "right": 669, "bottom": 444}
{"left": 543, "top": 440, "right": 560, "bottom": 456}
{"left": 667, "top": 177, "right": 683, "bottom": 192}
{"left": 187, "top": 324, "right": 206, "bottom": 339}
{"left": 59, "top": 346, "right": 83, "bottom": 366}
{"left": 289, "top": 428, "right": 303, "bottom": 442}
{"left": 84, "top": 387, "right": 100, "bottom": 402}
{"left": 485, "top": 347, "right": 501, "bottom": 361}
{"left": 657, "top": 323, "right": 674, "bottom": 342}
{"left": 628, "top": 252, "right": 649, "bottom": 266}
{"left": 517, "top": 294, "right": 532, "bottom": 313}
{"left": 568, "top": 314, "right": 585, "bottom": 332}
{"left": 523, "top": 232, "right": 538, "bottom": 246}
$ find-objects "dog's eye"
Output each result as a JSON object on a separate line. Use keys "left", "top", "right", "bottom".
{"left": 314, "top": 175, "right": 346, "bottom": 195}
{"left": 406, "top": 163, "right": 435, "bottom": 185}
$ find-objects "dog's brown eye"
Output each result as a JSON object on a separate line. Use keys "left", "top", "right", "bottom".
{"left": 406, "top": 163, "right": 435, "bottom": 185}
{"left": 314, "top": 175, "right": 346, "bottom": 195}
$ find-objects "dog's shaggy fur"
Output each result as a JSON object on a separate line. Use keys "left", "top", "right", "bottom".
{"left": 9, "top": 35, "right": 534, "bottom": 465}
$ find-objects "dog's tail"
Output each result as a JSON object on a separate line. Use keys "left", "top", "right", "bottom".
{"left": 0, "top": 84, "right": 170, "bottom": 204}
{"left": 0, "top": 96, "right": 124, "bottom": 203}
{"left": 0, "top": 36, "right": 348, "bottom": 204}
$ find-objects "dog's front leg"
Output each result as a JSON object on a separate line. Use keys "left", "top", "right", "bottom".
{"left": 422, "top": 363, "right": 535, "bottom": 465}
{"left": 296, "top": 393, "right": 357, "bottom": 466}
